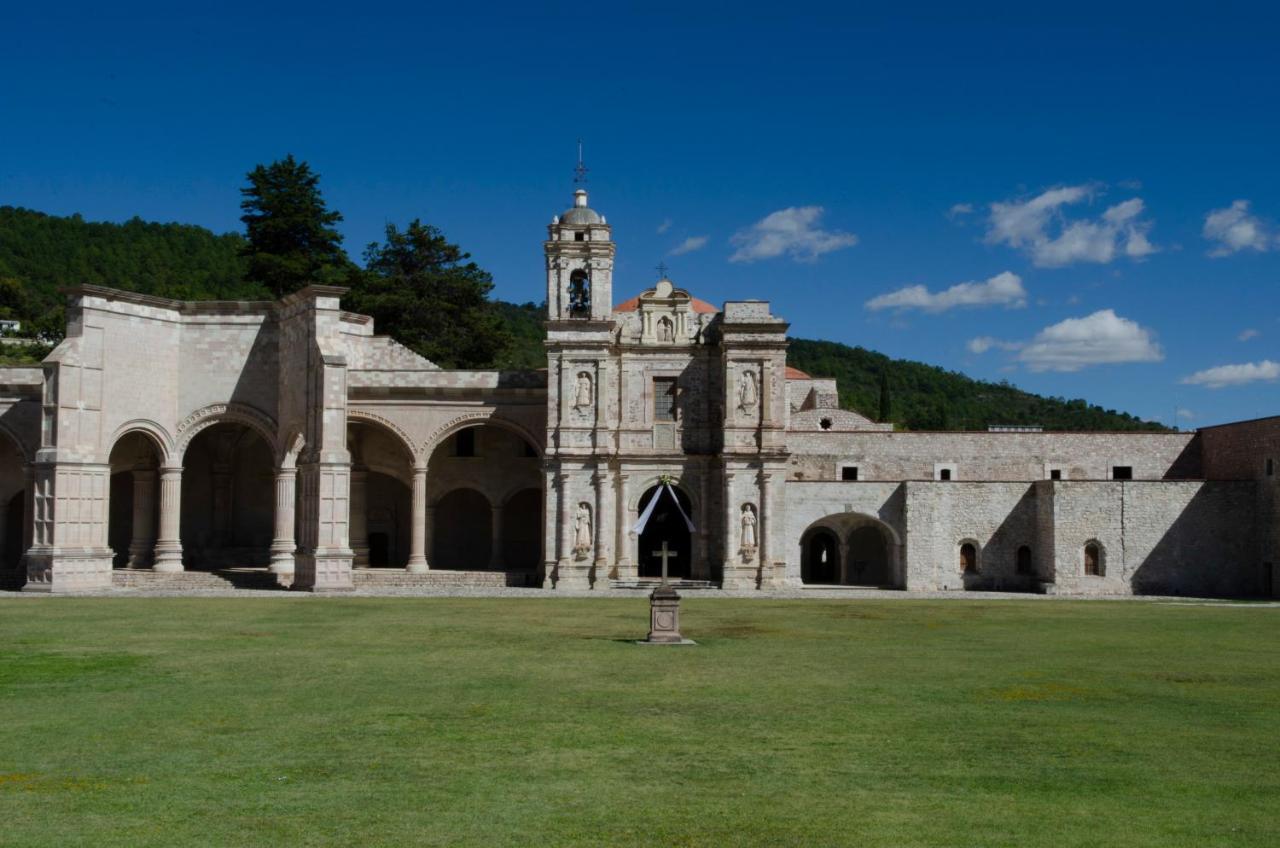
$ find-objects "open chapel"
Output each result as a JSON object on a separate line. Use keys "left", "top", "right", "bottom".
{"left": 0, "top": 185, "right": 1276, "bottom": 595}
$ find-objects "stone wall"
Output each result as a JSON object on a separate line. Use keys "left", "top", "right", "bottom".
{"left": 786, "top": 431, "right": 1201, "bottom": 482}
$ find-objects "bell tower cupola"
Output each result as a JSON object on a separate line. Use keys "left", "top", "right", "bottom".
{"left": 545, "top": 147, "right": 614, "bottom": 321}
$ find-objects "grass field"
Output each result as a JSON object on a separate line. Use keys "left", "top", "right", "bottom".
{"left": 0, "top": 597, "right": 1276, "bottom": 847}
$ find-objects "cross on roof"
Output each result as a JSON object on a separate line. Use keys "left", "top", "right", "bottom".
{"left": 574, "top": 139, "right": 589, "bottom": 184}
{"left": 655, "top": 260, "right": 669, "bottom": 279}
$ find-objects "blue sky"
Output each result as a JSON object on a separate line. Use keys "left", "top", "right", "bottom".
{"left": 2, "top": 2, "right": 1278, "bottom": 426}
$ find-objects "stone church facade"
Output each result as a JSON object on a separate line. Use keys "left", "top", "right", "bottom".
{"left": 0, "top": 187, "right": 1275, "bottom": 595}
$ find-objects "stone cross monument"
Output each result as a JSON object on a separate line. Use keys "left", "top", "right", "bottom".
{"left": 641, "top": 542, "right": 693, "bottom": 645}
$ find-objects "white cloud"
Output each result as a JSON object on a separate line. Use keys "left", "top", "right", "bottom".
{"left": 971, "top": 309, "right": 1161, "bottom": 371}
{"left": 1238, "top": 328, "right": 1260, "bottom": 342}
{"left": 985, "top": 185, "right": 1157, "bottom": 268}
{"left": 668, "top": 235, "right": 708, "bottom": 256}
{"left": 866, "top": 271, "right": 1027, "bottom": 313}
{"left": 729, "top": 206, "right": 858, "bottom": 263}
{"left": 967, "top": 336, "right": 1023, "bottom": 355}
{"left": 1203, "top": 200, "right": 1274, "bottom": 256}
{"left": 1019, "top": 310, "right": 1163, "bottom": 371}
{"left": 1176, "top": 408, "right": 1195, "bottom": 420}
{"left": 656, "top": 218, "right": 672, "bottom": 235}
{"left": 1180, "top": 360, "right": 1280, "bottom": 389}
{"left": 947, "top": 203, "right": 974, "bottom": 219}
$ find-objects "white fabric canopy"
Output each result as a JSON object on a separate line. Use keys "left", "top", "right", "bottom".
{"left": 633, "top": 483, "right": 696, "bottom": 535}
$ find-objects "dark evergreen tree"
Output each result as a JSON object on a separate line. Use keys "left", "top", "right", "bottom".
{"left": 878, "top": 369, "right": 892, "bottom": 423}
{"left": 239, "top": 155, "right": 349, "bottom": 296}
{"left": 346, "top": 220, "right": 512, "bottom": 369}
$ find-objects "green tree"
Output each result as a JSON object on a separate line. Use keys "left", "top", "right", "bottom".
{"left": 239, "top": 155, "right": 349, "bottom": 296}
{"left": 346, "top": 219, "right": 512, "bottom": 369}
{"left": 877, "top": 369, "right": 892, "bottom": 422}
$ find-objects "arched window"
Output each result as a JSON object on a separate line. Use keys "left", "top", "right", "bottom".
{"left": 1016, "top": 545, "right": 1033, "bottom": 575}
{"left": 1084, "top": 542, "right": 1102, "bottom": 576}
{"left": 960, "top": 542, "right": 977, "bottom": 574}
{"left": 568, "top": 269, "right": 591, "bottom": 314}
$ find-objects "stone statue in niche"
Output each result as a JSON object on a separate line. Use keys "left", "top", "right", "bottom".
{"left": 739, "top": 503, "right": 758, "bottom": 557}
{"left": 657, "top": 316, "right": 674, "bottom": 343}
{"left": 574, "top": 502, "right": 592, "bottom": 558}
{"left": 738, "top": 369, "right": 759, "bottom": 412}
{"left": 574, "top": 372, "right": 593, "bottom": 409}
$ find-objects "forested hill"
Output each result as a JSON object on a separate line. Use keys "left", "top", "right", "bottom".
{"left": 787, "top": 339, "right": 1168, "bottom": 432}
{"left": 0, "top": 205, "right": 1169, "bottom": 432}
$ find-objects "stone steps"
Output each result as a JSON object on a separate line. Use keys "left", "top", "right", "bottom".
{"left": 609, "top": 579, "right": 720, "bottom": 591}
{"left": 111, "top": 568, "right": 286, "bottom": 591}
{"left": 351, "top": 569, "right": 539, "bottom": 588}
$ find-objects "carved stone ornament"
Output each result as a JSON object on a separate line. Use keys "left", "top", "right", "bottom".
{"left": 739, "top": 503, "right": 758, "bottom": 559}
{"left": 738, "top": 369, "right": 759, "bottom": 412}
{"left": 573, "top": 502, "right": 593, "bottom": 559}
{"left": 574, "top": 372, "right": 593, "bottom": 409}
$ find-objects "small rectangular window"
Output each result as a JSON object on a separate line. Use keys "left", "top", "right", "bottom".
{"left": 1112, "top": 466, "right": 1133, "bottom": 480}
{"left": 455, "top": 429, "right": 476, "bottom": 457}
{"left": 653, "top": 378, "right": 678, "bottom": 421}
{"left": 1267, "top": 458, "right": 1274, "bottom": 477}
{"left": 1050, "top": 469, "right": 1062, "bottom": 481}
{"left": 841, "top": 466, "right": 859, "bottom": 481}
{"left": 939, "top": 468, "right": 952, "bottom": 481}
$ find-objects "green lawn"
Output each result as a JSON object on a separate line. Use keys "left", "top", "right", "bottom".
{"left": 0, "top": 598, "right": 1275, "bottom": 847}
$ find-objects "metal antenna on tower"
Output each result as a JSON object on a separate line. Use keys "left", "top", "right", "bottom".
{"left": 574, "top": 139, "right": 589, "bottom": 184}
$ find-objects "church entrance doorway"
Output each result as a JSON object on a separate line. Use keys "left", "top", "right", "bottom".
{"left": 636, "top": 484, "right": 692, "bottom": 579}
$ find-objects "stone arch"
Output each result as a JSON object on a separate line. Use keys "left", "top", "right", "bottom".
{"left": 627, "top": 476, "right": 700, "bottom": 515}
{"left": 175, "top": 403, "right": 279, "bottom": 462}
{"left": 1083, "top": 539, "right": 1105, "bottom": 577}
{"left": 800, "top": 525, "right": 841, "bottom": 585}
{"left": 635, "top": 481, "right": 695, "bottom": 579}
{"left": 794, "top": 512, "right": 904, "bottom": 588}
{"left": 179, "top": 420, "right": 275, "bottom": 570}
{"left": 347, "top": 411, "right": 416, "bottom": 464}
{"left": 107, "top": 429, "right": 166, "bottom": 568}
{"left": 0, "top": 418, "right": 33, "bottom": 464}
{"left": 108, "top": 420, "right": 175, "bottom": 466}
{"left": 423, "top": 412, "right": 542, "bottom": 465}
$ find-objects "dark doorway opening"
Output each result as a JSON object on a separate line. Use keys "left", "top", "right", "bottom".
{"left": 802, "top": 529, "right": 840, "bottom": 584}
{"left": 637, "top": 485, "right": 692, "bottom": 579}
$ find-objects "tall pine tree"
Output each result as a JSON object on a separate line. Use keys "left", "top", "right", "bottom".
{"left": 239, "top": 155, "right": 349, "bottom": 296}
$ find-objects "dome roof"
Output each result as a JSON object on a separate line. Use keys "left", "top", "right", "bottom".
{"left": 560, "top": 188, "right": 603, "bottom": 226}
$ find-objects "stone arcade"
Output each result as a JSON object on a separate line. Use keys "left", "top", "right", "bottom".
{"left": 0, "top": 185, "right": 1276, "bottom": 595}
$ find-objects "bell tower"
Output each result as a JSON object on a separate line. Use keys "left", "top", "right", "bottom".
{"left": 545, "top": 151, "right": 614, "bottom": 321}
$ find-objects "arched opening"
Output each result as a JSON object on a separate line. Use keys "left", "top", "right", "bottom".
{"left": 1085, "top": 542, "right": 1103, "bottom": 576}
{"left": 433, "top": 488, "right": 491, "bottom": 570}
{"left": 365, "top": 472, "right": 411, "bottom": 567}
{"left": 348, "top": 420, "right": 414, "bottom": 569}
{"left": 1016, "top": 545, "right": 1033, "bottom": 576}
{"left": 180, "top": 422, "right": 273, "bottom": 570}
{"left": 801, "top": 528, "right": 840, "bottom": 585}
{"left": 960, "top": 542, "right": 978, "bottom": 574}
{"left": 107, "top": 431, "right": 164, "bottom": 569}
{"left": 846, "top": 525, "right": 891, "bottom": 586}
{"left": 0, "top": 432, "right": 26, "bottom": 583}
{"left": 637, "top": 484, "right": 692, "bottom": 579}
{"left": 502, "top": 488, "right": 542, "bottom": 572}
{"left": 568, "top": 268, "right": 591, "bottom": 314}
{"left": 426, "top": 423, "right": 541, "bottom": 572}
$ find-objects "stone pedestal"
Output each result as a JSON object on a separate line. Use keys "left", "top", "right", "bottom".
{"left": 640, "top": 584, "right": 695, "bottom": 645}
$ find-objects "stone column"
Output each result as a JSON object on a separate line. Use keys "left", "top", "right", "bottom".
{"left": 556, "top": 472, "right": 570, "bottom": 567}
{"left": 152, "top": 466, "right": 184, "bottom": 572}
{"left": 269, "top": 467, "right": 297, "bottom": 576}
{"left": 838, "top": 541, "right": 850, "bottom": 586}
{"left": 349, "top": 467, "right": 369, "bottom": 567}
{"left": 489, "top": 504, "right": 504, "bottom": 569}
{"left": 758, "top": 472, "right": 773, "bottom": 588}
{"left": 127, "top": 468, "right": 157, "bottom": 568}
{"left": 593, "top": 468, "right": 609, "bottom": 578}
{"left": 614, "top": 472, "right": 634, "bottom": 581}
{"left": 19, "top": 466, "right": 34, "bottom": 570}
{"left": 406, "top": 465, "right": 428, "bottom": 573}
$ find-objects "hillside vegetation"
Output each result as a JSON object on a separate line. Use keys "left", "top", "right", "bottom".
{"left": 0, "top": 206, "right": 1167, "bottom": 431}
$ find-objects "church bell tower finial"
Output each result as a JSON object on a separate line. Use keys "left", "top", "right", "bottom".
{"left": 545, "top": 144, "right": 614, "bottom": 321}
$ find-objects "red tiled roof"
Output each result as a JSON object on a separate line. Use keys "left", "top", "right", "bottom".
{"left": 614, "top": 292, "right": 720, "bottom": 314}
{"left": 785, "top": 366, "right": 812, "bottom": 380}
